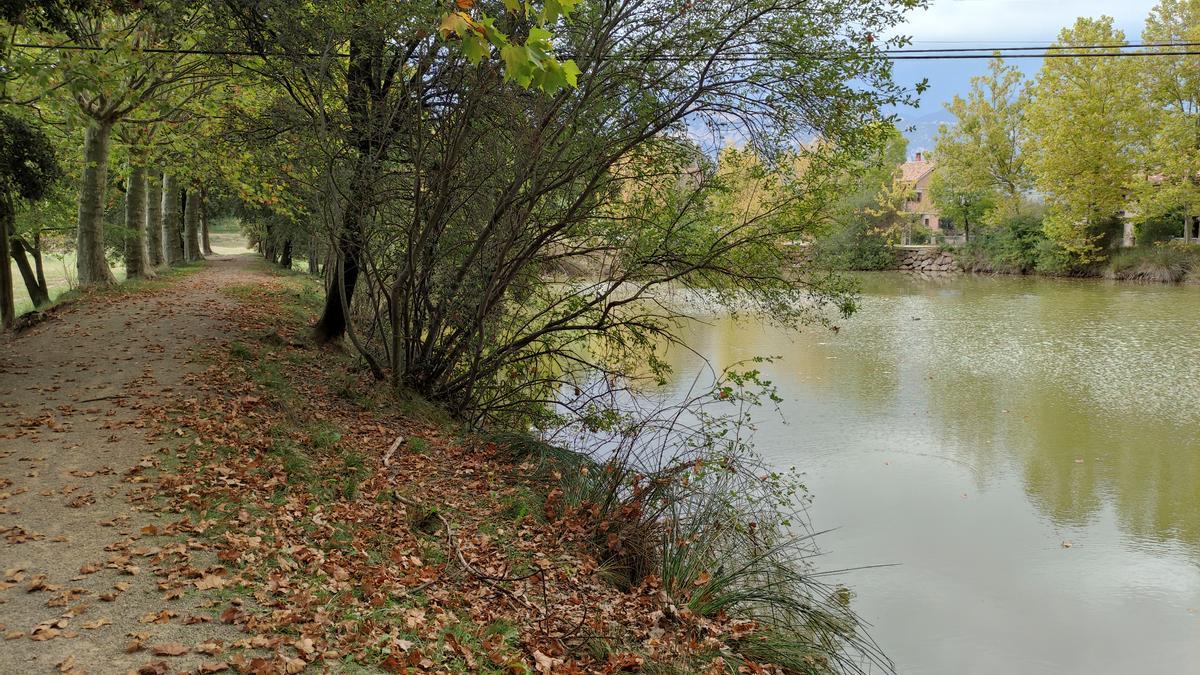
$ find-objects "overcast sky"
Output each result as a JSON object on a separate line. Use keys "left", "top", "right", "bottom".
{"left": 891, "top": 0, "right": 1159, "bottom": 117}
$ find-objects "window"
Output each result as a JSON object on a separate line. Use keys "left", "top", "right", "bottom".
{"left": 923, "top": 218, "right": 930, "bottom": 227}
{"left": 915, "top": 191, "right": 923, "bottom": 203}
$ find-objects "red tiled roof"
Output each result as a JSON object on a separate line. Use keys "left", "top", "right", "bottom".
{"left": 899, "top": 158, "right": 935, "bottom": 184}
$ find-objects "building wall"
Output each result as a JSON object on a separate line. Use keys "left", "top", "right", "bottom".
{"left": 908, "top": 174, "right": 941, "bottom": 231}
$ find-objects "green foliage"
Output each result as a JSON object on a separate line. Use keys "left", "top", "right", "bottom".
{"left": 438, "top": 1, "right": 580, "bottom": 94}
{"left": 1033, "top": 238, "right": 1082, "bottom": 276}
{"left": 0, "top": 111, "right": 62, "bottom": 201}
{"left": 961, "top": 213, "right": 1046, "bottom": 273}
{"left": 815, "top": 218, "right": 896, "bottom": 271}
{"left": 931, "top": 58, "right": 1030, "bottom": 226}
{"left": 1025, "top": 17, "right": 1141, "bottom": 262}
{"left": 1139, "top": 210, "right": 1188, "bottom": 244}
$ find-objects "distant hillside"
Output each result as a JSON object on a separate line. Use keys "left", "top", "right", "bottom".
{"left": 897, "top": 109, "right": 955, "bottom": 155}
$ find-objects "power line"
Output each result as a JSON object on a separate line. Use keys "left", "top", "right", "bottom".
{"left": 878, "top": 41, "right": 1200, "bottom": 54}
{"left": 10, "top": 40, "right": 1200, "bottom": 62}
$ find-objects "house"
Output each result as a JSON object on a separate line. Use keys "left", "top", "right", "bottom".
{"left": 898, "top": 152, "right": 942, "bottom": 236}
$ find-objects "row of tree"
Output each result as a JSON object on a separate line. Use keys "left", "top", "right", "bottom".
{"left": 2, "top": 0, "right": 930, "bottom": 427}
{"left": 932, "top": 3, "right": 1200, "bottom": 263}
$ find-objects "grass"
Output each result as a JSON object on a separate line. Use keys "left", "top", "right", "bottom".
{"left": 1105, "top": 243, "right": 1200, "bottom": 282}
{"left": 9, "top": 250, "right": 124, "bottom": 315}
{"left": 8, "top": 231, "right": 252, "bottom": 315}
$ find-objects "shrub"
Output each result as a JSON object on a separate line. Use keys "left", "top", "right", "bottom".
{"left": 814, "top": 218, "right": 896, "bottom": 271}
{"left": 1034, "top": 238, "right": 1084, "bottom": 276}
{"left": 960, "top": 214, "right": 1045, "bottom": 274}
{"left": 1138, "top": 211, "right": 1187, "bottom": 245}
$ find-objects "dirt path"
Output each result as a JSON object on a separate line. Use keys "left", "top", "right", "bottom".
{"left": 0, "top": 254, "right": 271, "bottom": 674}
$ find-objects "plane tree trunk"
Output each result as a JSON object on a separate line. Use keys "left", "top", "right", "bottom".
{"left": 279, "top": 238, "right": 292, "bottom": 269}
{"left": 123, "top": 160, "right": 154, "bottom": 279}
{"left": 183, "top": 186, "right": 203, "bottom": 262}
{"left": 0, "top": 193, "right": 15, "bottom": 329}
{"left": 200, "top": 186, "right": 213, "bottom": 256}
{"left": 162, "top": 174, "right": 184, "bottom": 265}
{"left": 146, "top": 168, "right": 163, "bottom": 266}
{"left": 76, "top": 120, "right": 117, "bottom": 286}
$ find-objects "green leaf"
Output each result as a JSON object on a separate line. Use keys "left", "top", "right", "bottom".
{"left": 560, "top": 59, "right": 581, "bottom": 88}
{"left": 501, "top": 45, "right": 534, "bottom": 87}
{"left": 462, "top": 34, "right": 487, "bottom": 64}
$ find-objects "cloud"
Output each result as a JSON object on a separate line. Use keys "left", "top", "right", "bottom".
{"left": 894, "top": 0, "right": 1153, "bottom": 43}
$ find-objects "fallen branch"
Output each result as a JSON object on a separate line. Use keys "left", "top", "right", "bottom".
{"left": 392, "top": 492, "right": 548, "bottom": 618}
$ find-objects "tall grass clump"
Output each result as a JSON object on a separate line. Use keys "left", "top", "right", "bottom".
{"left": 503, "top": 363, "right": 891, "bottom": 674}
{"left": 1105, "top": 243, "right": 1199, "bottom": 282}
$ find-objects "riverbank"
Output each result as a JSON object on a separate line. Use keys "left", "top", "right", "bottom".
{"left": 0, "top": 254, "right": 868, "bottom": 674}
{"left": 864, "top": 244, "right": 1200, "bottom": 284}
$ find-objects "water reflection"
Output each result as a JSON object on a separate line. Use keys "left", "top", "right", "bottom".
{"left": 654, "top": 272, "right": 1200, "bottom": 674}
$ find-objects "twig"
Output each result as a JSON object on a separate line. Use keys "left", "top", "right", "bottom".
{"left": 383, "top": 435, "right": 404, "bottom": 467}
{"left": 392, "top": 492, "right": 548, "bottom": 618}
{"left": 78, "top": 394, "right": 128, "bottom": 403}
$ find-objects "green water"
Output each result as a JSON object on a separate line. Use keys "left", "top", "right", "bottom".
{"left": 661, "top": 273, "right": 1200, "bottom": 674}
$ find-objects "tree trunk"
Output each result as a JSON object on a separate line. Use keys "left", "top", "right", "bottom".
{"left": 308, "top": 233, "right": 320, "bottom": 275}
{"left": 279, "top": 238, "right": 292, "bottom": 269}
{"left": 183, "top": 186, "right": 203, "bottom": 262}
{"left": 162, "top": 173, "right": 184, "bottom": 265}
{"left": 33, "top": 230, "right": 46, "bottom": 293}
{"left": 122, "top": 161, "right": 154, "bottom": 279}
{"left": 146, "top": 168, "right": 163, "bottom": 266}
{"left": 76, "top": 120, "right": 117, "bottom": 286}
{"left": 10, "top": 237, "right": 50, "bottom": 308}
{"left": 1122, "top": 220, "right": 1135, "bottom": 248}
{"left": 0, "top": 194, "right": 15, "bottom": 330}
{"left": 1185, "top": 214, "right": 1192, "bottom": 244}
{"left": 314, "top": 36, "right": 371, "bottom": 343}
{"left": 200, "top": 187, "right": 213, "bottom": 256}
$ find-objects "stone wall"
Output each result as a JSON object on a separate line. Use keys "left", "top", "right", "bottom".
{"left": 895, "top": 247, "right": 962, "bottom": 273}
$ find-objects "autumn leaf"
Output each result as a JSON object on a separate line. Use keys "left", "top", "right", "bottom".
{"left": 150, "top": 642, "right": 189, "bottom": 656}
{"left": 194, "top": 574, "right": 228, "bottom": 590}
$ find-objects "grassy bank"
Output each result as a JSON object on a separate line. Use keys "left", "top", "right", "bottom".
{"left": 133, "top": 260, "right": 883, "bottom": 673}
{"left": 1104, "top": 245, "right": 1200, "bottom": 282}
{"left": 8, "top": 232, "right": 252, "bottom": 315}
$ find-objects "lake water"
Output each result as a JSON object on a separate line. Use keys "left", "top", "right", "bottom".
{"left": 658, "top": 273, "right": 1200, "bottom": 674}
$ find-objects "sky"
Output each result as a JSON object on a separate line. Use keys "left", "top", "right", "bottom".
{"left": 890, "top": 0, "right": 1158, "bottom": 149}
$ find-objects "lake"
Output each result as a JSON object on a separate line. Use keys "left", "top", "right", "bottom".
{"left": 658, "top": 272, "right": 1200, "bottom": 674}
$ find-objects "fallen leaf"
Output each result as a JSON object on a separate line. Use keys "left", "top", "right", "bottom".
{"left": 151, "top": 642, "right": 188, "bottom": 656}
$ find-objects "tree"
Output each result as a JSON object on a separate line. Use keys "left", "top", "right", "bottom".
{"left": 931, "top": 57, "right": 1031, "bottom": 229}
{"left": 1025, "top": 17, "right": 1141, "bottom": 260}
{"left": 0, "top": 112, "right": 62, "bottom": 327}
{"left": 866, "top": 173, "right": 918, "bottom": 244}
{"left": 12, "top": 4, "right": 218, "bottom": 285}
{"left": 929, "top": 170, "right": 994, "bottom": 242}
{"left": 1131, "top": 0, "right": 1200, "bottom": 239}
{"left": 285, "top": 0, "right": 923, "bottom": 421}
{"left": 216, "top": 0, "right": 589, "bottom": 343}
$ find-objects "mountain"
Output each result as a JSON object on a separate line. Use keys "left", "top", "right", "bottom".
{"left": 896, "top": 108, "right": 955, "bottom": 156}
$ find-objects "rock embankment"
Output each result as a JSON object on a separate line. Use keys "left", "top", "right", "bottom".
{"left": 897, "top": 248, "right": 962, "bottom": 273}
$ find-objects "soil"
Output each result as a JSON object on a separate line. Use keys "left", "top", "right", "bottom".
{"left": 0, "top": 255, "right": 267, "bottom": 674}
